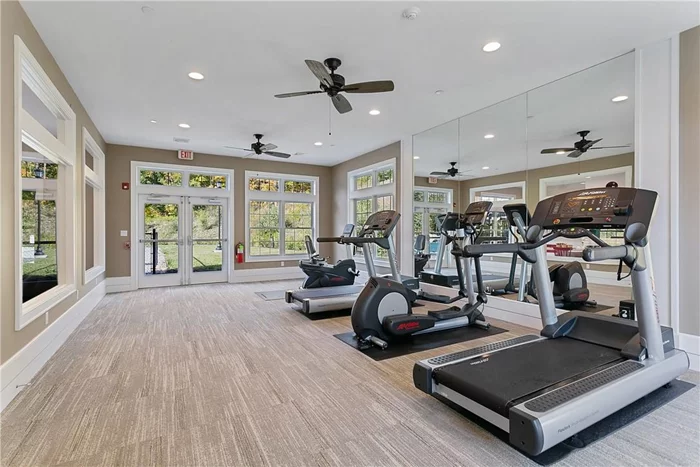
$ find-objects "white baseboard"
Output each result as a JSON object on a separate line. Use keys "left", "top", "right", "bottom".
{"left": 229, "top": 266, "right": 305, "bottom": 284}
{"left": 105, "top": 276, "right": 134, "bottom": 293}
{"left": 679, "top": 333, "right": 700, "bottom": 371}
{"left": 1, "top": 280, "right": 106, "bottom": 412}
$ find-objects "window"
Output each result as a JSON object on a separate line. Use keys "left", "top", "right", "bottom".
{"left": 245, "top": 172, "right": 318, "bottom": 260}
{"left": 347, "top": 160, "right": 396, "bottom": 263}
{"left": 189, "top": 173, "right": 227, "bottom": 189}
{"left": 83, "top": 128, "right": 106, "bottom": 283}
{"left": 413, "top": 187, "right": 453, "bottom": 264}
{"left": 15, "top": 36, "right": 77, "bottom": 329}
{"left": 139, "top": 169, "right": 183, "bottom": 186}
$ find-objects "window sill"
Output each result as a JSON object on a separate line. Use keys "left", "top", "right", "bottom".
{"left": 85, "top": 266, "right": 105, "bottom": 285}
{"left": 17, "top": 284, "right": 77, "bottom": 330}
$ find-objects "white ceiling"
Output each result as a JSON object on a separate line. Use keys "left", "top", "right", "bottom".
{"left": 414, "top": 52, "right": 636, "bottom": 178}
{"left": 21, "top": 1, "right": 699, "bottom": 167}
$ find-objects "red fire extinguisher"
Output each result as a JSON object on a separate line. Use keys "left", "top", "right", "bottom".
{"left": 235, "top": 242, "right": 244, "bottom": 263}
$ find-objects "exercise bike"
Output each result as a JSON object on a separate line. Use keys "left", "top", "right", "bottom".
{"left": 351, "top": 202, "right": 492, "bottom": 350}
{"left": 299, "top": 224, "right": 359, "bottom": 289}
{"left": 414, "top": 235, "right": 430, "bottom": 278}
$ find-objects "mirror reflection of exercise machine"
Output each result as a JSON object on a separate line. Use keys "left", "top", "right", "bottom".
{"left": 414, "top": 187, "right": 688, "bottom": 456}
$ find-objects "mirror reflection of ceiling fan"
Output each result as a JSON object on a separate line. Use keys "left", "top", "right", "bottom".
{"left": 541, "top": 130, "right": 631, "bottom": 158}
{"left": 274, "top": 58, "right": 395, "bottom": 114}
{"left": 224, "top": 134, "right": 291, "bottom": 159}
{"left": 430, "top": 162, "right": 472, "bottom": 179}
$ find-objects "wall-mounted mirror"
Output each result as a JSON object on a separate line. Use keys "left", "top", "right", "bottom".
{"left": 525, "top": 52, "right": 635, "bottom": 312}
{"left": 412, "top": 119, "right": 460, "bottom": 278}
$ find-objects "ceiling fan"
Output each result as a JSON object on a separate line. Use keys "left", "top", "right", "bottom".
{"left": 430, "top": 162, "right": 472, "bottom": 179}
{"left": 541, "top": 130, "right": 631, "bottom": 158}
{"left": 224, "top": 134, "right": 291, "bottom": 159}
{"left": 274, "top": 58, "right": 395, "bottom": 114}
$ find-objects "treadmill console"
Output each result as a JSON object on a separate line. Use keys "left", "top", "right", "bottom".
{"left": 440, "top": 212, "right": 461, "bottom": 232}
{"left": 357, "top": 210, "right": 400, "bottom": 238}
{"left": 341, "top": 224, "right": 355, "bottom": 237}
{"left": 462, "top": 201, "right": 493, "bottom": 227}
{"left": 531, "top": 187, "right": 657, "bottom": 236}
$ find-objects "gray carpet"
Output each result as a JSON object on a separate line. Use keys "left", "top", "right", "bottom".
{"left": 1, "top": 280, "right": 698, "bottom": 467}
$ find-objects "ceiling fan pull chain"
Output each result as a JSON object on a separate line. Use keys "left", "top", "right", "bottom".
{"left": 328, "top": 99, "right": 332, "bottom": 136}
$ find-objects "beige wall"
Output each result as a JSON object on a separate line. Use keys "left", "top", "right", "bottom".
{"left": 105, "top": 145, "right": 335, "bottom": 276}
{"left": 459, "top": 153, "right": 635, "bottom": 210}
{"left": 679, "top": 26, "right": 700, "bottom": 336}
{"left": 330, "top": 142, "right": 401, "bottom": 266}
{"left": 1, "top": 0, "right": 106, "bottom": 364}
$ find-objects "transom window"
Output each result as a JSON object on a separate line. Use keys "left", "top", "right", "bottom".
{"left": 245, "top": 171, "right": 319, "bottom": 261}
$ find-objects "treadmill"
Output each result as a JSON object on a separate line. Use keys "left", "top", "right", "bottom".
{"left": 285, "top": 210, "right": 403, "bottom": 314}
{"left": 413, "top": 187, "right": 688, "bottom": 456}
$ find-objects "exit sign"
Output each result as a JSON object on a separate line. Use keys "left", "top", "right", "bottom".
{"left": 178, "top": 150, "right": 194, "bottom": 161}
{"left": 428, "top": 176, "right": 438, "bottom": 184}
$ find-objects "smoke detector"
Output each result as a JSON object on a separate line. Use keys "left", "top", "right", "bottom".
{"left": 402, "top": 7, "right": 421, "bottom": 20}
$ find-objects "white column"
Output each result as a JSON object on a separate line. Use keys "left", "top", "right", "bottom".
{"left": 634, "top": 35, "right": 680, "bottom": 329}
{"left": 399, "top": 138, "right": 414, "bottom": 277}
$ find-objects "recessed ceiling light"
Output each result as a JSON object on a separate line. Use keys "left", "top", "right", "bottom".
{"left": 482, "top": 42, "right": 501, "bottom": 52}
{"left": 434, "top": 90, "right": 444, "bottom": 95}
{"left": 314, "top": 141, "right": 323, "bottom": 146}
{"left": 585, "top": 176, "right": 592, "bottom": 179}
{"left": 178, "top": 123, "right": 190, "bottom": 129}
{"left": 556, "top": 151, "right": 566, "bottom": 155}
{"left": 150, "top": 119, "right": 157, "bottom": 124}
{"left": 611, "top": 95, "right": 628, "bottom": 102}
{"left": 414, "top": 156, "right": 420, "bottom": 160}
{"left": 482, "top": 166, "right": 490, "bottom": 170}
{"left": 484, "top": 134, "right": 495, "bottom": 139}
{"left": 369, "top": 109, "right": 381, "bottom": 116}
{"left": 188, "top": 72, "right": 204, "bottom": 80}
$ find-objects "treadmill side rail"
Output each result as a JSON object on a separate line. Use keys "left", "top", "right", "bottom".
{"left": 509, "top": 350, "right": 689, "bottom": 455}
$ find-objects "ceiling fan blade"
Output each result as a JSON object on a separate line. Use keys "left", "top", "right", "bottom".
{"left": 567, "top": 150, "right": 583, "bottom": 158}
{"left": 342, "top": 80, "right": 395, "bottom": 93}
{"left": 590, "top": 145, "right": 632, "bottom": 150}
{"left": 541, "top": 148, "right": 576, "bottom": 154}
{"left": 305, "top": 59, "right": 333, "bottom": 88}
{"left": 274, "top": 90, "right": 324, "bottom": 98}
{"left": 581, "top": 138, "right": 603, "bottom": 152}
{"left": 263, "top": 151, "right": 291, "bottom": 159}
{"left": 224, "top": 146, "right": 253, "bottom": 152}
{"left": 430, "top": 171, "right": 449, "bottom": 176}
{"left": 260, "top": 143, "right": 278, "bottom": 152}
{"left": 331, "top": 94, "right": 352, "bottom": 114}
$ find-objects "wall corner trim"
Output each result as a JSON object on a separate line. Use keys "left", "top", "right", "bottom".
{"left": 1, "top": 280, "right": 106, "bottom": 412}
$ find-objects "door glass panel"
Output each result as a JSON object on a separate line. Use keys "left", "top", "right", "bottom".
{"left": 143, "top": 202, "right": 179, "bottom": 275}
{"left": 192, "top": 204, "right": 223, "bottom": 273}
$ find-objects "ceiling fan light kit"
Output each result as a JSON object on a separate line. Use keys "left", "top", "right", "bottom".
{"left": 274, "top": 58, "right": 395, "bottom": 115}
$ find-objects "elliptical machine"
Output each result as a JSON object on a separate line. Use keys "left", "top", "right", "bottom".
{"left": 299, "top": 224, "right": 359, "bottom": 289}
{"left": 351, "top": 202, "right": 492, "bottom": 350}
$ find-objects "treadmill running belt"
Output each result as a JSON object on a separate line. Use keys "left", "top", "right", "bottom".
{"left": 433, "top": 338, "right": 622, "bottom": 417}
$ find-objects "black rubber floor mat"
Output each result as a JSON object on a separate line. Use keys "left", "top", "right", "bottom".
{"left": 334, "top": 325, "right": 507, "bottom": 361}
{"left": 437, "top": 379, "right": 695, "bottom": 466}
{"left": 499, "top": 293, "right": 613, "bottom": 313}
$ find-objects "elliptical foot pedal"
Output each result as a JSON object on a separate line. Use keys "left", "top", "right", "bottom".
{"left": 428, "top": 306, "right": 466, "bottom": 321}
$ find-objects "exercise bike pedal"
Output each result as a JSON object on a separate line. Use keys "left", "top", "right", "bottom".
{"left": 428, "top": 306, "right": 466, "bottom": 321}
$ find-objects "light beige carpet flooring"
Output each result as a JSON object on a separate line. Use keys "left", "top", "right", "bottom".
{"left": 1, "top": 280, "right": 698, "bottom": 467}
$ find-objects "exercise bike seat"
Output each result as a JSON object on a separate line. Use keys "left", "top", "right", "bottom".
{"left": 428, "top": 306, "right": 466, "bottom": 320}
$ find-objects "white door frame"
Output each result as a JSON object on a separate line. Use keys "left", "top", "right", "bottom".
{"left": 138, "top": 193, "right": 184, "bottom": 288}
{"left": 130, "top": 161, "right": 234, "bottom": 290}
{"left": 186, "top": 196, "right": 229, "bottom": 285}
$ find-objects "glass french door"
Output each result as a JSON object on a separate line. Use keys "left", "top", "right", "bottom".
{"left": 138, "top": 195, "right": 228, "bottom": 288}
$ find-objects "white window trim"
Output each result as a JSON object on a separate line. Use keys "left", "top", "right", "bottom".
{"left": 83, "top": 128, "right": 106, "bottom": 284}
{"left": 14, "top": 36, "right": 77, "bottom": 330}
{"left": 539, "top": 166, "right": 633, "bottom": 201}
{"left": 347, "top": 159, "right": 397, "bottom": 266}
{"left": 129, "top": 161, "right": 234, "bottom": 291}
{"left": 244, "top": 170, "right": 319, "bottom": 262}
{"left": 469, "top": 181, "right": 526, "bottom": 204}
